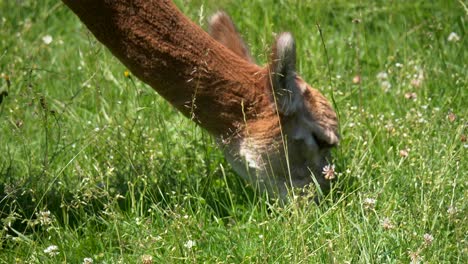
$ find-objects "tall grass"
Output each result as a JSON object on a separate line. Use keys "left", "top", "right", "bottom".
{"left": 0, "top": 0, "right": 466, "bottom": 263}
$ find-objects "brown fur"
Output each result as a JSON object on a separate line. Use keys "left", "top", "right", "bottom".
{"left": 208, "top": 11, "right": 254, "bottom": 63}
{"left": 62, "top": 0, "right": 339, "bottom": 200}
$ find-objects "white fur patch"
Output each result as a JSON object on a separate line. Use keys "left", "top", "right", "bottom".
{"left": 276, "top": 33, "right": 294, "bottom": 59}
{"left": 209, "top": 11, "right": 228, "bottom": 25}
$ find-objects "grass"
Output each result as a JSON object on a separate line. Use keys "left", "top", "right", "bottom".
{"left": 0, "top": 0, "right": 466, "bottom": 263}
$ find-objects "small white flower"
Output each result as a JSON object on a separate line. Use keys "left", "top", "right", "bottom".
{"left": 322, "top": 164, "right": 336, "bottom": 180}
{"left": 83, "top": 257, "right": 94, "bottom": 264}
{"left": 42, "top": 35, "right": 53, "bottom": 45}
{"left": 376, "top": 71, "right": 388, "bottom": 81}
{"left": 36, "top": 210, "right": 53, "bottom": 226}
{"left": 409, "top": 250, "right": 421, "bottom": 264}
{"left": 381, "top": 217, "right": 395, "bottom": 230}
{"left": 423, "top": 233, "right": 434, "bottom": 246}
{"left": 395, "top": 62, "right": 403, "bottom": 68}
{"left": 363, "top": 198, "right": 376, "bottom": 209}
{"left": 184, "top": 240, "right": 196, "bottom": 249}
{"left": 44, "top": 245, "right": 59, "bottom": 256}
{"left": 447, "top": 206, "right": 457, "bottom": 215}
{"left": 399, "top": 149, "right": 409, "bottom": 157}
{"left": 141, "top": 255, "right": 153, "bottom": 264}
{"left": 381, "top": 80, "right": 392, "bottom": 91}
{"left": 447, "top": 32, "right": 460, "bottom": 42}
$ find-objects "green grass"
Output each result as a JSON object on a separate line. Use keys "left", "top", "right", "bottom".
{"left": 0, "top": 0, "right": 466, "bottom": 263}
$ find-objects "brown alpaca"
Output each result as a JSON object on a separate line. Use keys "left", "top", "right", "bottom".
{"left": 61, "top": 0, "right": 339, "bottom": 199}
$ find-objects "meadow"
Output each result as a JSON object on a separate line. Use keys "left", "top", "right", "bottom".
{"left": 0, "top": 0, "right": 466, "bottom": 263}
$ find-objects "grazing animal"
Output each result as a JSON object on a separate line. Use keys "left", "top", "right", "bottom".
{"left": 61, "top": 0, "right": 339, "bottom": 200}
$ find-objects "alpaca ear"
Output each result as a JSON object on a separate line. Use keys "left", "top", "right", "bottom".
{"left": 269, "top": 32, "right": 302, "bottom": 116}
{"left": 208, "top": 11, "right": 254, "bottom": 63}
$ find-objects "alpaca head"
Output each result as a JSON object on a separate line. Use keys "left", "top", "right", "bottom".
{"left": 210, "top": 13, "right": 339, "bottom": 198}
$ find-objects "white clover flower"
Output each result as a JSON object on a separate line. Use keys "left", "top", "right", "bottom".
{"left": 44, "top": 245, "right": 59, "bottom": 256}
{"left": 141, "top": 255, "right": 153, "bottom": 264}
{"left": 409, "top": 250, "right": 421, "bottom": 264}
{"left": 399, "top": 149, "right": 409, "bottom": 157}
{"left": 363, "top": 198, "right": 376, "bottom": 209}
{"left": 381, "top": 217, "right": 395, "bottom": 230}
{"left": 380, "top": 80, "right": 392, "bottom": 91}
{"left": 42, "top": 35, "right": 53, "bottom": 45}
{"left": 447, "top": 32, "right": 460, "bottom": 42}
{"left": 83, "top": 257, "right": 94, "bottom": 264}
{"left": 36, "top": 210, "right": 53, "bottom": 226}
{"left": 322, "top": 164, "right": 336, "bottom": 180}
{"left": 423, "top": 233, "right": 434, "bottom": 246}
{"left": 376, "top": 71, "right": 388, "bottom": 81}
{"left": 447, "top": 206, "right": 458, "bottom": 215}
{"left": 184, "top": 240, "right": 196, "bottom": 249}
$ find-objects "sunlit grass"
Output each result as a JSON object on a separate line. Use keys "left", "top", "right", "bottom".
{"left": 0, "top": 0, "right": 466, "bottom": 263}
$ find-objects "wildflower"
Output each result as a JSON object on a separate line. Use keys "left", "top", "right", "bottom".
{"left": 363, "top": 198, "right": 376, "bottom": 209}
{"left": 36, "top": 210, "right": 53, "bottom": 226}
{"left": 44, "top": 245, "right": 59, "bottom": 256}
{"left": 423, "top": 233, "right": 434, "bottom": 246}
{"left": 447, "top": 32, "right": 460, "bottom": 42}
{"left": 447, "top": 112, "right": 456, "bottom": 122}
{"left": 410, "top": 78, "right": 421, "bottom": 88}
{"left": 376, "top": 71, "right": 388, "bottom": 81}
{"left": 410, "top": 68, "right": 424, "bottom": 88}
{"left": 42, "top": 35, "right": 53, "bottom": 45}
{"left": 399, "top": 149, "right": 409, "bottom": 158}
{"left": 322, "top": 164, "right": 336, "bottom": 180}
{"left": 83, "top": 258, "right": 94, "bottom": 264}
{"left": 381, "top": 217, "right": 395, "bottom": 230}
{"left": 352, "top": 75, "right": 361, "bottom": 84}
{"left": 381, "top": 80, "right": 392, "bottom": 92}
{"left": 404, "top": 92, "right": 417, "bottom": 100}
{"left": 141, "top": 255, "right": 153, "bottom": 264}
{"left": 184, "top": 240, "right": 196, "bottom": 249}
{"left": 447, "top": 206, "right": 457, "bottom": 216}
{"left": 395, "top": 62, "right": 403, "bottom": 68}
{"left": 408, "top": 250, "right": 421, "bottom": 264}
{"left": 124, "top": 70, "right": 131, "bottom": 78}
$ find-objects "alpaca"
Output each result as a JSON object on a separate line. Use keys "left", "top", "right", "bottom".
{"left": 61, "top": 0, "right": 339, "bottom": 199}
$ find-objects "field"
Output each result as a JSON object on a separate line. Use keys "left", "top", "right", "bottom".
{"left": 0, "top": 0, "right": 466, "bottom": 263}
